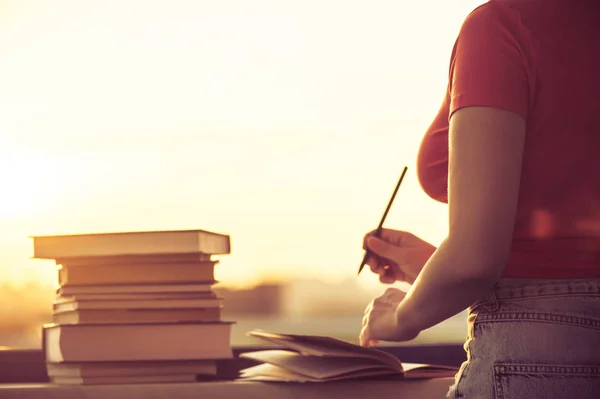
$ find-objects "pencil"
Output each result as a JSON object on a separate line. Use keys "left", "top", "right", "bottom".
{"left": 357, "top": 166, "right": 408, "bottom": 275}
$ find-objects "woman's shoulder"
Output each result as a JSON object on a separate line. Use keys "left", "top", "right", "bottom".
{"left": 458, "top": 1, "right": 526, "bottom": 39}
{"left": 464, "top": 0, "right": 538, "bottom": 18}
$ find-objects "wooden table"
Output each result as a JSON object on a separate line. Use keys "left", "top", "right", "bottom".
{"left": 0, "top": 378, "right": 455, "bottom": 399}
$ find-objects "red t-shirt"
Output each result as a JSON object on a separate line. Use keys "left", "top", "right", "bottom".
{"left": 417, "top": 0, "right": 600, "bottom": 278}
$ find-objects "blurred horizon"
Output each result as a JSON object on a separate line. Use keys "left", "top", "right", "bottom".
{"left": 0, "top": 276, "right": 466, "bottom": 349}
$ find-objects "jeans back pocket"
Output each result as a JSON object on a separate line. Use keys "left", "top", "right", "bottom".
{"left": 493, "top": 363, "right": 600, "bottom": 399}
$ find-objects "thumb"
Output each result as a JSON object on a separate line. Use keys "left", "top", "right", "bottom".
{"left": 366, "top": 236, "right": 396, "bottom": 260}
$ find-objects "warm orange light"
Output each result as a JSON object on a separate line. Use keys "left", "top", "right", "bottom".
{"left": 0, "top": 0, "right": 483, "bottom": 288}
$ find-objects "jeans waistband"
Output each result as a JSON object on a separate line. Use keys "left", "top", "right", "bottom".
{"left": 492, "top": 278, "right": 600, "bottom": 300}
{"left": 470, "top": 278, "right": 600, "bottom": 312}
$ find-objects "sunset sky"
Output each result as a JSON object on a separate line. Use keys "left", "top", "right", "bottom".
{"left": 0, "top": 0, "right": 485, "bottom": 289}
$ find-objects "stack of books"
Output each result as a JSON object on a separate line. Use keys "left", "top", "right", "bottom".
{"left": 32, "top": 229, "right": 233, "bottom": 385}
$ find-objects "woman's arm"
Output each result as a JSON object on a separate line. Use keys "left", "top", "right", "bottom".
{"left": 395, "top": 106, "right": 526, "bottom": 335}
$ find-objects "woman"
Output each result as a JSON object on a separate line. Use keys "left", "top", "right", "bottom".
{"left": 360, "top": 1, "right": 600, "bottom": 397}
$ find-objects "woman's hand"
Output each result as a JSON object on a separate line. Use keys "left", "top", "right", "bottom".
{"left": 363, "top": 229, "right": 436, "bottom": 284}
{"left": 360, "top": 287, "right": 420, "bottom": 347}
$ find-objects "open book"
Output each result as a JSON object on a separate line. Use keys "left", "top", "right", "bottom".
{"left": 237, "top": 330, "right": 458, "bottom": 382}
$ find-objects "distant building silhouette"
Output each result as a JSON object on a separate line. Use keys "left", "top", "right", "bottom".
{"left": 281, "top": 278, "right": 376, "bottom": 316}
{"left": 213, "top": 277, "right": 391, "bottom": 317}
{"left": 214, "top": 284, "right": 283, "bottom": 316}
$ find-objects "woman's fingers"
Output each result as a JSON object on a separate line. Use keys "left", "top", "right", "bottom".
{"left": 363, "top": 300, "right": 374, "bottom": 315}
{"left": 365, "top": 236, "right": 398, "bottom": 259}
{"left": 361, "top": 299, "right": 388, "bottom": 347}
{"left": 363, "top": 228, "right": 405, "bottom": 250}
{"left": 366, "top": 255, "right": 408, "bottom": 284}
{"left": 362, "top": 232, "right": 419, "bottom": 284}
{"left": 368, "top": 258, "right": 393, "bottom": 278}
{"left": 365, "top": 254, "right": 380, "bottom": 270}
{"left": 380, "top": 267, "right": 401, "bottom": 284}
{"left": 359, "top": 327, "right": 369, "bottom": 347}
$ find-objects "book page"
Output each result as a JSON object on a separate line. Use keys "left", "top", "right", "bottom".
{"left": 239, "top": 363, "right": 401, "bottom": 382}
{"left": 240, "top": 363, "right": 316, "bottom": 381}
{"left": 241, "top": 350, "right": 400, "bottom": 379}
{"left": 247, "top": 330, "right": 402, "bottom": 370}
{"left": 401, "top": 363, "right": 458, "bottom": 379}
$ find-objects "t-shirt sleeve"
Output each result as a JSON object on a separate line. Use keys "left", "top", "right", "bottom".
{"left": 449, "top": 4, "right": 532, "bottom": 120}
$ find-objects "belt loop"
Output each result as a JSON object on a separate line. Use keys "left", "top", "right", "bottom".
{"left": 470, "top": 283, "right": 499, "bottom": 312}
{"left": 486, "top": 284, "right": 500, "bottom": 312}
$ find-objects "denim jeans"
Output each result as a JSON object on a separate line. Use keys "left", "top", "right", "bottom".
{"left": 447, "top": 278, "right": 600, "bottom": 398}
